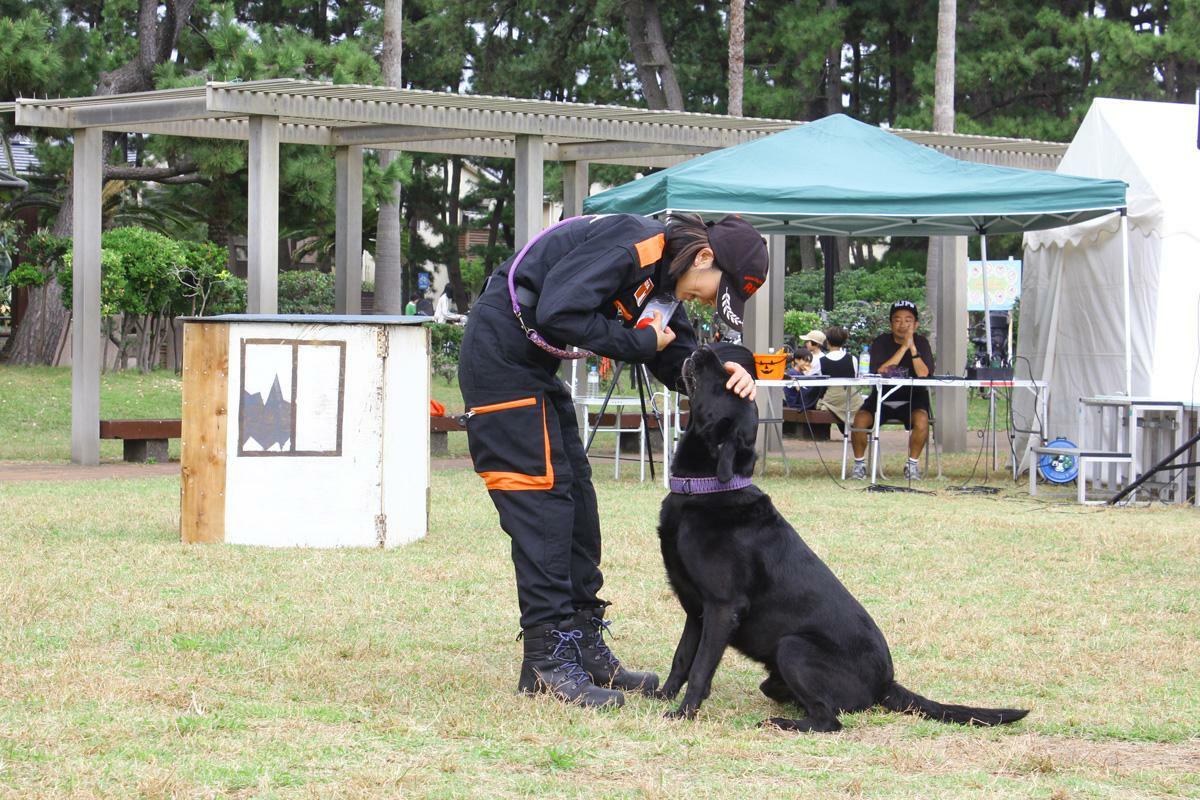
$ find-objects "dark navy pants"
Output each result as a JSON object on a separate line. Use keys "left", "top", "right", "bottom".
{"left": 458, "top": 293, "right": 604, "bottom": 628}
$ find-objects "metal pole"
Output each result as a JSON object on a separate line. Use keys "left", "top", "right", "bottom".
{"left": 1121, "top": 211, "right": 1132, "bottom": 396}
{"left": 980, "top": 232, "right": 993, "bottom": 362}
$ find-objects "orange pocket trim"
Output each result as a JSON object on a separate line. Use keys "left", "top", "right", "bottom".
{"left": 613, "top": 299, "right": 633, "bottom": 321}
{"left": 470, "top": 396, "right": 537, "bottom": 415}
{"left": 634, "top": 234, "right": 665, "bottom": 267}
{"left": 478, "top": 403, "right": 555, "bottom": 491}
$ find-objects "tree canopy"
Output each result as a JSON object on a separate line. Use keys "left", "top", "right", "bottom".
{"left": 2, "top": 0, "right": 1197, "bottom": 358}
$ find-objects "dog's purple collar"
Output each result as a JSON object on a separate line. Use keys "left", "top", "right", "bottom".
{"left": 669, "top": 475, "right": 753, "bottom": 495}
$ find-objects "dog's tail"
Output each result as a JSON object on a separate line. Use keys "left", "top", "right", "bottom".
{"left": 880, "top": 681, "right": 1028, "bottom": 726}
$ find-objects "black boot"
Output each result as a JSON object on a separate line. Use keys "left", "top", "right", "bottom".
{"left": 573, "top": 607, "right": 660, "bottom": 696}
{"left": 517, "top": 619, "right": 625, "bottom": 708}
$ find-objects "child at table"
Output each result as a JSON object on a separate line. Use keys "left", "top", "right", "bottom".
{"left": 816, "top": 326, "right": 865, "bottom": 424}
{"left": 783, "top": 350, "right": 826, "bottom": 410}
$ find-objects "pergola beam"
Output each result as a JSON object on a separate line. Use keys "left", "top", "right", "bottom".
{"left": 556, "top": 141, "right": 714, "bottom": 161}
{"left": 207, "top": 85, "right": 764, "bottom": 150}
{"left": 330, "top": 124, "right": 482, "bottom": 146}
{"left": 134, "top": 119, "right": 332, "bottom": 146}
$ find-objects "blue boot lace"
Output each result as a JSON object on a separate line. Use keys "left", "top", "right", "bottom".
{"left": 550, "top": 629, "right": 593, "bottom": 688}
{"left": 590, "top": 616, "right": 621, "bottom": 669}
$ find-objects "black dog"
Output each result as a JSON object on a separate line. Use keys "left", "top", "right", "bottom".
{"left": 654, "top": 343, "right": 1028, "bottom": 731}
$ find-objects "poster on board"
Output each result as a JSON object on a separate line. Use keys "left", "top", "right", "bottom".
{"left": 967, "top": 258, "right": 1022, "bottom": 311}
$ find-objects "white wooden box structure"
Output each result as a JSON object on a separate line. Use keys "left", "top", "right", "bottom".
{"left": 180, "top": 315, "right": 430, "bottom": 548}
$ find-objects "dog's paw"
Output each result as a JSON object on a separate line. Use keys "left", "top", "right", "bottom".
{"left": 663, "top": 706, "right": 697, "bottom": 721}
{"left": 648, "top": 686, "right": 678, "bottom": 702}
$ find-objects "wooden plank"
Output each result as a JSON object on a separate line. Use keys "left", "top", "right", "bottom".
{"left": 99, "top": 419, "right": 182, "bottom": 439}
{"left": 429, "top": 415, "right": 466, "bottom": 433}
{"left": 180, "top": 323, "right": 229, "bottom": 544}
{"left": 782, "top": 409, "right": 838, "bottom": 425}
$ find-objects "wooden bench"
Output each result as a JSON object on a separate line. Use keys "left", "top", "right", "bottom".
{"left": 102, "top": 416, "right": 476, "bottom": 461}
{"left": 780, "top": 408, "right": 841, "bottom": 441}
{"left": 100, "top": 419, "right": 182, "bottom": 462}
{"left": 430, "top": 414, "right": 467, "bottom": 455}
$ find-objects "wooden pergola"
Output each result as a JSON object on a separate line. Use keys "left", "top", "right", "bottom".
{"left": 1, "top": 79, "right": 1067, "bottom": 464}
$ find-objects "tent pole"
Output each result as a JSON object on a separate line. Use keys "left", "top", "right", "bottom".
{"left": 1121, "top": 211, "right": 1132, "bottom": 396}
{"left": 980, "top": 232, "right": 998, "bottom": 470}
{"left": 980, "top": 232, "right": 993, "bottom": 362}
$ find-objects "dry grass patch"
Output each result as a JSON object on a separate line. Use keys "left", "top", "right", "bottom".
{"left": 0, "top": 470, "right": 1197, "bottom": 798}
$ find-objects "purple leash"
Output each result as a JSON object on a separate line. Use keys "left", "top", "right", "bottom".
{"left": 507, "top": 215, "right": 596, "bottom": 360}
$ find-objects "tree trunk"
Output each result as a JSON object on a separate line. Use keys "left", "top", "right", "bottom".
{"left": 927, "top": 0, "right": 956, "bottom": 349}
{"left": 444, "top": 157, "right": 469, "bottom": 310}
{"left": 374, "top": 0, "right": 404, "bottom": 313}
{"left": 798, "top": 236, "right": 818, "bottom": 272}
{"left": 482, "top": 169, "right": 509, "bottom": 280}
{"left": 622, "top": 0, "right": 684, "bottom": 110}
{"left": 727, "top": 0, "right": 745, "bottom": 116}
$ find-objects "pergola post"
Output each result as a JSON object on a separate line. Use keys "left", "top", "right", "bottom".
{"left": 334, "top": 145, "right": 363, "bottom": 314}
{"left": 71, "top": 126, "right": 103, "bottom": 465}
{"left": 746, "top": 235, "right": 786, "bottom": 445}
{"left": 561, "top": 160, "right": 589, "bottom": 219}
{"left": 560, "top": 160, "right": 590, "bottom": 395}
{"left": 933, "top": 235, "right": 968, "bottom": 452}
{"left": 247, "top": 115, "right": 279, "bottom": 313}
{"left": 514, "top": 134, "right": 544, "bottom": 248}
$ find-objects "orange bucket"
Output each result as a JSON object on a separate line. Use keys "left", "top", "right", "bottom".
{"left": 753, "top": 352, "right": 787, "bottom": 380}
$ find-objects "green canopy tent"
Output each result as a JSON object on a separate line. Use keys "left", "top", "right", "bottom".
{"left": 583, "top": 114, "right": 1132, "bottom": 392}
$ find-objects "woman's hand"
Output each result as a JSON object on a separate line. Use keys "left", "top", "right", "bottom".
{"left": 648, "top": 311, "right": 676, "bottom": 352}
{"left": 723, "top": 362, "right": 757, "bottom": 401}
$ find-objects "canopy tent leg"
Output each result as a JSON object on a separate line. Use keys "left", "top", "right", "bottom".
{"left": 247, "top": 115, "right": 280, "bottom": 313}
{"left": 71, "top": 126, "right": 103, "bottom": 466}
{"left": 980, "top": 233, "right": 993, "bottom": 362}
{"left": 980, "top": 232, "right": 998, "bottom": 470}
{"left": 334, "top": 145, "right": 364, "bottom": 315}
{"left": 1121, "top": 211, "right": 1132, "bottom": 397}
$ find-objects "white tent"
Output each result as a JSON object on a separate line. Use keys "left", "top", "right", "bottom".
{"left": 1017, "top": 98, "right": 1200, "bottom": 454}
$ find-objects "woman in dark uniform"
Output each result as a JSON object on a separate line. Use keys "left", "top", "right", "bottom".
{"left": 459, "top": 212, "right": 768, "bottom": 708}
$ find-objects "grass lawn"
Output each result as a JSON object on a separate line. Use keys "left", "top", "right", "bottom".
{"left": 1, "top": 465, "right": 1197, "bottom": 798}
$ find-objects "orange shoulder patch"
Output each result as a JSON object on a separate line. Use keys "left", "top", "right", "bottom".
{"left": 633, "top": 233, "right": 666, "bottom": 268}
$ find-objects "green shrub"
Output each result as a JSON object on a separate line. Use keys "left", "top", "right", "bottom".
{"left": 429, "top": 322, "right": 464, "bottom": 383}
{"left": 5, "top": 231, "right": 70, "bottom": 289}
{"left": 784, "top": 265, "right": 927, "bottom": 312}
{"left": 176, "top": 241, "right": 244, "bottom": 316}
{"left": 278, "top": 270, "right": 335, "bottom": 314}
{"left": 783, "top": 310, "right": 822, "bottom": 342}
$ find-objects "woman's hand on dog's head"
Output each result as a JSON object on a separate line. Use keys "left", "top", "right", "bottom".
{"left": 723, "top": 362, "right": 756, "bottom": 401}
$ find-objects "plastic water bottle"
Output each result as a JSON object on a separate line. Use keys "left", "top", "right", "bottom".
{"left": 587, "top": 365, "right": 600, "bottom": 397}
{"left": 858, "top": 345, "right": 870, "bottom": 377}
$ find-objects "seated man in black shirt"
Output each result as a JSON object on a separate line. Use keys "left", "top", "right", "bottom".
{"left": 850, "top": 300, "right": 934, "bottom": 480}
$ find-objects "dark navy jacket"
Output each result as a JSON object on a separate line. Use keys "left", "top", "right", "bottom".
{"left": 491, "top": 214, "right": 699, "bottom": 391}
